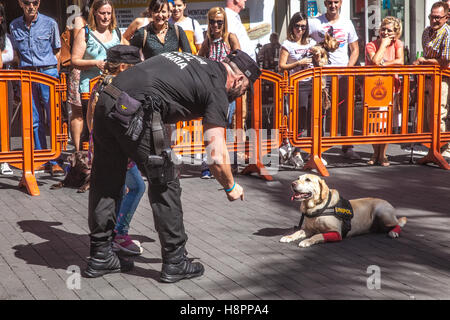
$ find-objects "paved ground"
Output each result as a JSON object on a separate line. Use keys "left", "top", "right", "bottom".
{"left": 0, "top": 143, "right": 449, "bottom": 300}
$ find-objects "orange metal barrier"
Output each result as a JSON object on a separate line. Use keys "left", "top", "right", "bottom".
{"left": 0, "top": 70, "right": 68, "bottom": 195}
{"left": 285, "top": 65, "right": 450, "bottom": 176}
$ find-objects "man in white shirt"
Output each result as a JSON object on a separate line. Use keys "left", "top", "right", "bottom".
{"left": 225, "top": 0, "right": 256, "bottom": 61}
{"left": 309, "top": 0, "right": 361, "bottom": 160}
{"left": 225, "top": 0, "right": 255, "bottom": 163}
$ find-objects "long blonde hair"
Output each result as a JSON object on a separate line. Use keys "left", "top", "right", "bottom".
{"left": 87, "top": 0, "right": 117, "bottom": 31}
{"left": 206, "top": 7, "right": 229, "bottom": 44}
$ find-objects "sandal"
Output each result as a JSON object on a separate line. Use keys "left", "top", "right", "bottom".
{"left": 367, "top": 155, "right": 378, "bottom": 165}
{"left": 379, "top": 157, "right": 390, "bottom": 167}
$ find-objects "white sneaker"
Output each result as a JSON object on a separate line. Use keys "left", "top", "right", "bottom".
{"left": 112, "top": 234, "right": 143, "bottom": 255}
{"left": 1, "top": 163, "right": 13, "bottom": 175}
{"left": 442, "top": 149, "right": 450, "bottom": 159}
{"left": 290, "top": 154, "right": 304, "bottom": 168}
{"left": 343, "top": 148, "right": 361, "bottom": 160}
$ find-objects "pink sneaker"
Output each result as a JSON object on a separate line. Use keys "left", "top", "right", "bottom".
{"left": 113, "top": 234, "right": 143, "bottom": 255}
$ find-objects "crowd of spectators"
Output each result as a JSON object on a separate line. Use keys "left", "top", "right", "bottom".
{"left": 1, "top": 0, "right": 450, "bottom": 171}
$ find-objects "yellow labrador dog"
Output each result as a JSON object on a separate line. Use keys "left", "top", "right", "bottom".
{"left": 280, "top": 174, "right": 407, "bottom": 247}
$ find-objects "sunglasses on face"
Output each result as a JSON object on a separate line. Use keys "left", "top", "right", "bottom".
{"left": 429, "top": 15, "right": 446, "bottom": 21}
{"left": 294, "top": 24, "right": 307, "bottom": 31}
{"left": 209, "top": 19, "right": 224, "bottom": 27}
{"left": 22, "top": 0, "right": 39, "bottom": 6}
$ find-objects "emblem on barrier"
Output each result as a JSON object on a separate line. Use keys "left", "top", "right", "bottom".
{"left": 371, "top": 78, "right": 387, "bottom": 101}
{"left": 364, "top": 76, "right": 393, "bottom": 107}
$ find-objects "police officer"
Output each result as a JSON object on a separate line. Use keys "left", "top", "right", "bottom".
{"left": 85, "top": 50, "right": 261, "bottom": 283}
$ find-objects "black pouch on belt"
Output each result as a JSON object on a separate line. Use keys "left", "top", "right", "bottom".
{"left": 104, "top": 83, "right": 144, "bottom": 141}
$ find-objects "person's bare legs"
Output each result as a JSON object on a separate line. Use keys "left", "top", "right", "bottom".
{"left": 70, "top": 103, "right": 83, "bottom": 151}
{"left": 368, "top": 144, "right": 380, "bottom": 165}
{"left": 378, "top": 144, "right": 389, "bottom": 166}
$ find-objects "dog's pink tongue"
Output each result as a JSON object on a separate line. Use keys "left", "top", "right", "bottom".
{"left": 291, "top": 194, "right": 296, "bottom": 201}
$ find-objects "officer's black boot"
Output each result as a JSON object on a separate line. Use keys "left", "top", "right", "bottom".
{"left": 160, "top": 248, "right": 204, "bottom": 283}
{"left": 84, "top": 241, "right": 134, "bottom": 278}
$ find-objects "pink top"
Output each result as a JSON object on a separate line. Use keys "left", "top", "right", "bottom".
{"left": 365, "top": 39, "right": 403, "bottom": 65}
{"left": 365, "top": 39, "right": 404, "bottom": 92}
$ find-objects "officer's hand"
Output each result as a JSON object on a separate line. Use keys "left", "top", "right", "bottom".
{"left": 226, "top": 183, "right": 244, "bottom": 201}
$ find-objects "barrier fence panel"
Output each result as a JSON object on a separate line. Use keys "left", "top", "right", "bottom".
{"left": 0, "top": 70, "right": 67, "bottom": 196}
{"left": 286, "top": 65, "right": 450, "bottom": 176}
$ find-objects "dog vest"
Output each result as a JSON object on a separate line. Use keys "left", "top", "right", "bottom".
{"left": 297, "top": 194, "right": 354, "bottom": 238}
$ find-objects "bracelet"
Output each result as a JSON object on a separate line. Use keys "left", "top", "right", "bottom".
{"left": 224, "top": 182, "right": 236, "bottom": 193}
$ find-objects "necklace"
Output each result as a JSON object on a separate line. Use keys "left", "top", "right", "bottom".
{"left": 153, "top": 22, "right": 168, "bottom": 35}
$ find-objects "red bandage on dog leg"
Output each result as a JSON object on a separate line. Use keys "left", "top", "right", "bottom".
{"left": 390, "top": 225, "right": 402, "bottom": 234}
{"left": 322, "top": 232, "right": 342, "bottom": 242}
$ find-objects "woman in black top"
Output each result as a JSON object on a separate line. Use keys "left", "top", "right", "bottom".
{"left": 129, "top": 0, "right": 191, "bottom": 59}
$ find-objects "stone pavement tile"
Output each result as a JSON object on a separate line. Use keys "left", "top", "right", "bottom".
{"left": 186, "top": 230, "right": 286, "bottom": 292}
{"left": 120, "top": 273, "right": 170, "bottom": 300}
{"left": 0, "top": 256, "right": 34, "bottom": 299}
{"left": 107, "top": 275, "right": 149, "bottom": 300}
{"left": 86, "top": 276, "right": 126, "bottom": 300}
{"left": 185, "top": 243, "right": 274, "bottom": 299}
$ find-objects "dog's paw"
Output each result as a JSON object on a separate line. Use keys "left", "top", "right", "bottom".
{"left": 388, "top": 231, "right": 400, "bottom": 238}
{"left": 50, "top": 183, "right": 63, "bottom": 190}
{"left": 299, "top": 239, "right": 314, "bottom": 248}
{"left": 280, "top": 235, "right": 295, "bottom": 243}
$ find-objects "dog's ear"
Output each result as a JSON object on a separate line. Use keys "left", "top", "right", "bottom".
{"left": 67, "top": 153, "right": 76, "bottom": 168}
{"left": 319, "top": 178, "right": 329, "bottom": 201}
{"left": 323, "top": 33, "right": 339, "bottom": 52}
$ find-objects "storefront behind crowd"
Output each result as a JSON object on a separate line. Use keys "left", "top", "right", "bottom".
{"left": 1, "top": 0, "right": 445, "bottom": 65}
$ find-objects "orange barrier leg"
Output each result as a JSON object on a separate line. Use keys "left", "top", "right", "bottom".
{"left": 19, "top": 172, "right": 40, "bottom": 196}
{"left": 417, "top": 74, "right": 450, "bottom": 170}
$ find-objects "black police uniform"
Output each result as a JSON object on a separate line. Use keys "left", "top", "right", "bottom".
{"left": 88, "top": 52, "right": 230, "bottom": 270}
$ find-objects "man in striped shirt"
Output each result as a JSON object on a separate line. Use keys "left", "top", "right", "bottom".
{"left": 414, "top": 1, "right": 450, "bottom": 158}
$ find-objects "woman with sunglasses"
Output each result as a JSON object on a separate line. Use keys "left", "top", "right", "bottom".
{"left": 365, "top": 16, "right": 404, "bottom": 167}
{"left": 197, "top": 7, "right": 240, "bottom": 179}
{"left": 279, "top": 12, "right": 316, "bottom": 167}
{"left": 198, "top": 7, "right": 240, "bottom": 61}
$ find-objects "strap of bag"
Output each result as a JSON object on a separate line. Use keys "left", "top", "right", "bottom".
{"left": 103, "top": 82, "right": 122, "bottom": 100}
{"left": 143, "top": 27, "right": 148, "bottom": 50}
{"left": 85, "top": 26, "right": 117, "bottom": 53}
{"left": 174, "top": 24, "right": 181, "bottom": 50}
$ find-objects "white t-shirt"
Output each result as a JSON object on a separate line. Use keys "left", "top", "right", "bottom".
{"left": 1, "top": 35, "right": 14, "bottom": 65}
{"left": 170, "top": 16, "right": 204, "bottom": 45}
{"left": 308, "top": 15, "right": 358, "bottom": 66}
{"left": 281, "top": 38, "right": 316, "bottom": 75}
{"left": 225, "top": 7, "right": 256, "bottom": 61}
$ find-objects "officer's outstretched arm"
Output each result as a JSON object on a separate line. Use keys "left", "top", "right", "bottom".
{"left": 204, "top": 124, "right": 244, "bottom": 201}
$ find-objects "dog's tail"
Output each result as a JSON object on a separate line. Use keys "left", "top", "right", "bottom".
{"left": 398, "top": 217, "right": 407, "bottom": 228}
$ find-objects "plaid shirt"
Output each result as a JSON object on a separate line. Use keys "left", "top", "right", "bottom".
{"left": 422, "top": 24, "right": 450, "bottom": 60}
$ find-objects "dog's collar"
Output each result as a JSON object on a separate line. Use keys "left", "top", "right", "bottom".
{"left": 304, "top": 192, "right": 334, "bottom": 218}
{"left": 296, "top": 193, "right": 333, "bottom": 229}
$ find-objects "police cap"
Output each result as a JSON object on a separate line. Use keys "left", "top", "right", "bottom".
{"left": 106, "top": 45, "right": 141, "bottom": 65}
{"left": 226, "top": 50, "right": 261, "bottom": 92}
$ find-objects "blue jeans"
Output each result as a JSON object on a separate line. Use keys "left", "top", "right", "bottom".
{"left": 115, "top": 164, "right": 146, "bottom": 235}
{"left": 31, "top": 67, "right": 59, "bottom": 164}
